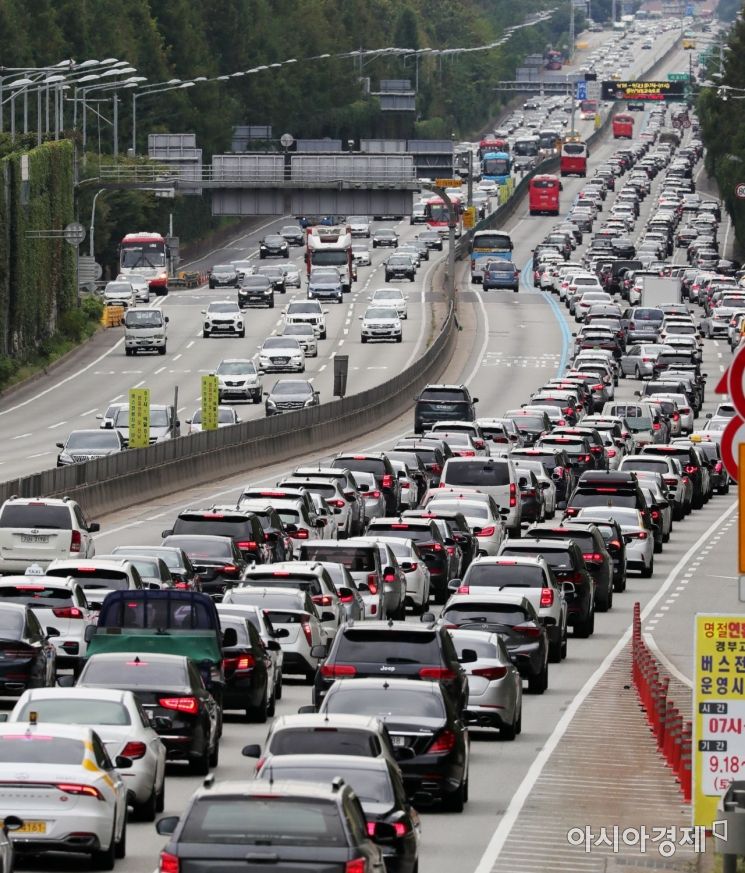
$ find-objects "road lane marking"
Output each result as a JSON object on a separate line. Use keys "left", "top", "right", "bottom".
{"left": 80, "top": 408, "right": 98, "bottom": 417}
{"left": 47, "top": 420, "right": 67, "bottom": 429}
{"left": 186, "top": 341, "right": 194, "bottom": 349}
{"left": 12, "top": 433, "right": 32, "bottom": 440}
{"left": 132, "top": 380, "right": 146, "bottom": 388}
{"left": 154, "top": 367, "right": 166, "bottom": 375}
{"left": 473, "top": 497, "right": 738, "bottom": 873}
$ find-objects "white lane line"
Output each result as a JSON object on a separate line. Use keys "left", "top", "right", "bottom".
{"left": 338, "top": 339, "right": 345, "bottom": 346}
{"left": 195, "top": 330, "right": 202, "bottom": 337}
{"left": 28, "top": 451, "right": 53, "bottom": 458}
{"left": 108, "top": 395, "right": 123, "bottom": 403}
{"left": 154, "top": 366, "right": 166, "bottom": 375}
{"left": 186, "top": 341, "right": 195, "bottom": 350}
{"left": 644, "top": 631, "right": 693, "bottom": 688}
{"left": 12, "top": 433, "right": 32, "bottom": 440}
{"left": 173, "top": 354, "right": 182, "bottom": 362}
{"left": 47, "top": 420, "right": 67, "bottom": 429}
{"left": 80, "top": 408, "right": 98, "bottom": 417}
{"left": 464, "top": 283, "right": 490, "bottom": 387}
{"left": 132, "top": 380, "right": 146, "bottom": 389}
{"left": 472, "top": 497, "right": 739, "bottom": 873}
{"left": 181, "top": 215, "right": 291, "bottom": 267}
{"left": 318, "top": 364, "right": 326, "bottom": 372}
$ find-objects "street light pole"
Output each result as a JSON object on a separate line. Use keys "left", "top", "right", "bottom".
{"left": 89, "top": 188, "right": 106, "bottom": 258}
{"left": 433, "top": 185, "right": 456, "bottom": 302}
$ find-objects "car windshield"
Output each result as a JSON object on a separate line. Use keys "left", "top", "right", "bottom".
{"left": 269, "top": 728, "right": 378, "bottom": 758}
{"left": 217, "top": 361, "right": 256, "bottom": 376}
{"left": 0, "top": 736, "right": 83, "bottom": 764}
{"left": 365, "top": 308, "right": 398, "bottom": 319}
{"left": 0, "top": 504, "right": 72, "bottom": 529}
{"left": 180, "top": 797, "right": 347, "bottom": 846}
{"left": 272, "top": 382, "right": 311, "bottom": 396}
{"left": 310, "top": 270, "right": 339, "bottom": 282}
{"left": 114, "top": 409, "right": 170, "bottom": 428}
{"left": 213, "top": 265, "right": 233, "bottom": 272}
{"left": 65, "top": 432, "right": 119, "bottom": 450}
{"left": 288, "top": 303, "right": 321, "bottom": 314}
{"left": 191, "top": 408, "right": 235, "bottom": 425}
{"left": 263, "top": 338, "right": 299, "bottom": 350}
{"left": 80, "top": 657, "right": 188, "bottom": 687}
{"left": 259, "top": 763, "right": 392, "bottom": 804}
{"left": 124, "top": 311, "right": 162, "bottom": 328}
{"left": 15, "top": 699, "right": 131, "bottom": 725}
{"left": 325, "top": 687, "right": 445, "bottom": 719}
{"left": 373, "top": 290, "right": 402, "bottom": 300}
{"left": 299, "top": 546, "right": 374, "bottom": 571}
{"left": 442, "top": 603, "right": 528, "bottom": 626}
{"left": 208, "top": 304, "right": 239, "bottom": 313}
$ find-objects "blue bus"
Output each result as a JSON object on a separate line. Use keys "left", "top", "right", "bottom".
{"left": 480, "top": 151, "right": 512, "bottom": 185}
{"left": 469, "top": 230, "right": 514, "bottom": 283}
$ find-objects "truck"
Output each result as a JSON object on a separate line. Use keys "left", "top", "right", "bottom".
{"left": 305, "top": 225, "right": 357, "bottom": 293}
{"left": 124, "top": 307, "right": 169, "bottom": 356}
{"left": 640, "top": 275, "right": 682, "bottom": 308}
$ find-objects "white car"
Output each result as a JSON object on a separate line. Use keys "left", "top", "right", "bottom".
{"left": 202, "top": 301, "right": 244, "bottom": 338}
{"left": 258, "top": 336, "right": 305, "bottom": 373}
{"left": 277, "top": 475, "right": 354, "bottom": 538}
{"left": 369, "top": 536, "right": 430, "bottom": 615}
{"left": 576, "top": 507, "right": 655, "bottom": 577}
{"left": 282, "top": 323, "right": 318, "bottom": 357}
{"left": 231, "top": 259, "right": 254, "bottom": 280}
{"left": 277, "top": 262, "right": 301, "bottom": 288}
{"left": 9, "top": 687, "right": 166, "bottom": 821}
{"left": 284, "top": 300, "right": 327, "bottom": 339}
{"left": 102, "top": 280, "right": 135, "bottom": 308}
{"left": 45, "top": 557, "right": 144, "bottom": 608}
{"left": 186, "top": 405, "right": 240, "bottom": 434}
{"left": 0, "top": 496, "right": 99, "bottom": 574}
{"left": 360, "top": 306, "right": 402, "bottom": 343}
{"left": 389, "top": 459, "right": 419, "bottom": 510}
{"left": 117, "top": 273, "right": 149, "bottom": 303}
{"left": 216, "top": 358, "right": 263, "bottom": 403}
{"left": 0, "top": 722, "right": 128, "bottom": 866}
{"left": 0, "top": 571, "right": 96, "bottom": 671}
{"left": 352, "top": 242, "right": 371, "bottom": 266}
{"left": 514, "top": 459, "right": 557, "bottom": 516}
{"left": 347, "top": 216, "right": 371, "bottom": 237}
{"left": 369, "top": 287, "right": 408, "bottom": 319}
{"left": 309, "top": 493, "right": 340, "bottom": 541}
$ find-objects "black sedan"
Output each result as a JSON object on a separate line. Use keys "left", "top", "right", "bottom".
{"left": 265, "top": 379, "right": 320, "bottom": 416}
{"left": 218, "top": 614, "right": 273, "bottom": 722}
{"left": 160, "top": 534, "right": 247, "bottom": 600}
{"left": 111, "top": 545, "right": 202, "bottom": 591}
{"left": 0, "top": 603, "right": 56, "bottom": 694}
{"left": 238, "top": 275, "right": 274, "bottom": 309}
{"left": 259, "top": 234, "right": 289, "bottom": 258}
{"left": 75, "top": 652, "right": 220, "bottom": 775}
{"left": 320, "top": 677, "right": 470, "bottom": 813}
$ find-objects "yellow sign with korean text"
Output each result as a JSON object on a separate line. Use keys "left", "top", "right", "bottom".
{"left": 201, "top": 374, "right": 219, "bottom": 431}
{"left": 693, "top": 614, "right": 745, "bottom": 828}
{"left": 434, "top": 179, "right": 461, "bottom": 189}
{"left": 128, "top": 388, "right": 150, "bottom": 449}
{"left": 463, "top": 207, "right": 476, "bottom": 230}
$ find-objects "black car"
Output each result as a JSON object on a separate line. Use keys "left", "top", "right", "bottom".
{"left": 414, "top": 385, "right": 478, "bottom": 435}
{"left": 536, "top": 435, "right": 596, "bottom": 476}
{"left": 280, "top": 224, "right": 305, "bottom": 246}
{"left": 111, "top": 545, "right": 201, "bottom": 590}
{"left": 498, "top": 539, "right": 595, "bottom": 637}
{"left": 259, "top": 234, "right": 289, "bottom": 258}
{"left": 0, "top": 603, "right": 55, "bottom": 694}
{"left": 163, "top": 509, "right": 268, "bottom": 565}
{"left": 238, "top": 275, "right": 274, "bottom": 309}
{"left": 565, "top": 469, "right": 651, "bottom": 524}
{"left": 218, "top": 614, "right": 274, "bottom": 722}
{"left": 393, "top": 439, "right": 452, "bottom": 482}
{"left": 320, "top": 678, "right": 469, "bottom": 813}
{"left": 255, "top": 265, "right": 287, "bottom": 293}
{"left": 312, "top": 621, "right": 467, "bottom": 711}
{"left": 76, "top": 652, "right": 220, "bottom": 774}
{"left": 372, "top": 228, "right": 399, "bottom": 248}
{"left": 232, "top": 505, "right": 292, "bottom": 562}
{"left": 436, "top": 595, "right": 549, "bottom": 692}
{"left": 418, "top": 230, "right": 443, "bottom": 251}
{"left": 161, "top": 534, "right": 247, "bottom": 600}
{"left": 565, "top": 516, "right": 627, "bottom": 592}
{"left": 155, "top": 779, "right": 388, "bottom": 871}
{"left": 332, "top": 453, "right": 400, "bottom": 515}
{"left": 527, "top": 522, "right": 614, "bottom": 611}
{"left": 403, "top": 508, "right": 477, "bottom": 573}
{"left": 510, "top": 447, "right": 576, "bottom": 509}
{"left": 503, "top": 410, "right": 551, "bottom": 447}
{"left": 265, "top": 379, "right": 320, "bottom": 416}
{"left": 640, "top": 444, "right": 708, "bottom": 508}
{"left": 385, "top": 255, "right": 416, "bottom": 282}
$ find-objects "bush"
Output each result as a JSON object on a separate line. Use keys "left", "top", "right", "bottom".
{"left": 0, "top": 356, "right": 17, "bottom": 387}
{"left": 81, "top": 295, "right": 103, "bottom": 323}
{"left": 59, "top": 309, "right": 90, "bottom": 343}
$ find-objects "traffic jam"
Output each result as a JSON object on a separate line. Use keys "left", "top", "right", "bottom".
{"left": 0, "top": 67, "right": 738, "bottom": 873}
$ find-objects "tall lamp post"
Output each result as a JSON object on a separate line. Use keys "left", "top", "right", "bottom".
{"left": 131, "top": 80, "right": 194, "bottom": 154}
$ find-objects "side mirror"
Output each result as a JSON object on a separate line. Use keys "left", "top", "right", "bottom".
{"left": 57, "top": 674, "right": 75, "bottom": 688}
{"left": 222, "top": 627, "right": 238, "bottom": 648}
{"left": 310, "top": 644, "right": 327, "bottom": 659}
{"left": 88, "top": 522, "right": 100, "bottom": 533}
{"left": 321, "top": 610, "right": 335, "bottom": 623}
{"left": 421, "top": 611, "right": 436, "bottom": 623}
{"left": 161, "top": 529, "right": 173, "bottom": 538}
{"left": 357, "top": 582, "right": 370, "bottom": 592}
{"left": 298, "top": 704, "right": 317, "bottom": 714}
{"left": 156, "top": 816, "right": 180, "bottom": 836}
{"left": 473, "top": 397, "right": 479, "bottom": 403}
{"left": 2, "top": 815, "right": 21, "bottom": 833}
{"left": 448, "top": 579, "right": 462, "bottom": 591}
{"left": 459, "top": 647, "right": 478, "bottom": 664}
{"left": 400, "top": 561, "right": 414, "bottom": 573}
{"left": 84, "top": 625, "right": 97, "bottom": 644}
{"left": 45, "top": 626, "right": 60, "bottom": 638}
{"left": 152, "top": 715, "right": 173, "bottom": 730}
{"left": 56, "top": 442, "right": 64, "bottom": 449}
{"left": 115, "top": 755, "right": 133, "bottom": 770}
{"left": 96, "top": 414, "right": 103, "bottom": 420}
{"left": 165, "top": 316, "right": 169, "bottom": 323}
{"left": 241, "top": 744, "right": 262, "bottom": 758}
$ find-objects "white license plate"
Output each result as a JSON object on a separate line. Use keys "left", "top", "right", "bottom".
{"left": 391, "top": 735, "right": 406, "bottom": 747}
{"left": 21, "top": 535, "right": 49, "bottom": 544}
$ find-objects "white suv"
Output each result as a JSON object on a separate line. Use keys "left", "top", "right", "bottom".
{"left": 216, "top": 358, "right": 263, "bottom": 404}
{"left": 202, "top": 301, "right": 245, "bottom": 338}
{"left": 0, "top": 496, "right": 99, "bottom": 574}
{"left": 45, "top": 557, "right": 144, "bottom": 608}
{"left": 284, "top": 300, "right": 328, "bottom": 339}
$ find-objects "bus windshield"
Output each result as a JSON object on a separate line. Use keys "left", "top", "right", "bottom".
{"left": 513, "top": 140, "right": 538, "bottom": 157}
{"left": 472, "top": 233, "right": 512, "bottom": 252}
{"left": 311, "top": 251, "right": 347, "bottom": 267}
{"left": 483, "top": 157, "right": 510, "bottom": 176}
{"left": 580, "top": 100, "right": 598, "bottom": 114}
{"left": 120, "top": 244, "right": 165, "bottom": 269}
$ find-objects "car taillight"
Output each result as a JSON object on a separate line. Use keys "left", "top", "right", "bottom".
{"left": 223, "top": 655, "right": 255, "bottom": 671}
{"left": 291, "top": 528, "right": 309, "bottom": 539}
{"left": 70, "top": 530, "right": 82, "bottom": 553}
{"left": 52, "top": 606, "right": 84, "bottom": 619}
{"left": 302, "top": 620, "right": 314, "bottom": 645}
{"left": 367, "top": 820, "right": 409, "bottom": 838}
{"left": 563, "top": 407, "right": 573, "bottom": 415}
{"left": 652, "top": 422, "right": 661, "bottom": 430}
{"left": 430, "top": 463, "right": 442, "bottom": 475}
{"left": 663, "top": 477, "right": 677, "bottom": 487}
{"left": 329, "top": 499, "right": 346, "bottom": 508}
{"left": 582, "top": 552, "right": 603, "bottom": 564}
{"left": 159, "top": 697, "right": 199, "bottom": 715}
{"left": 684, "top": 464, "right": 697, "bottom": 474}
{"left": 472, "top": 665, "right": 508, "bottom": 680}
{"left": 221, "top": 564, "right": 238, "bottom": 574}
{"left": 475, "top": 526, "right": 496, "bottom": 538}
{"left": 160, "top": 852, "right": 180, "bottom": 873}
{"left": 174, "top": 581, "right": 190, "bottom": 590}
{"left": 339, "top": 591, "right": 354, "bottom": 603}
{"left": 540, "top": 588, "right": 555, "bottom": 607}
{"left": 383, "top": 570, "right": 396, "bottom": 583}
{"left": 607, "top": 449, "right": 616, "bottom": 458}
{"left": 236, "top": 540, "right": 258, "bottom": 551}
{"left": 513, "top": 623, "right": 543, "bottom": 638}
{"left": 590, "top": 446, "right": 602, "bottom": 453}
{"left": 382, "top": 474, "right": 394, "bottom": 490}
{"left": 521, "top": 489, "right": 536, "bottom": 498}
{"left": 312, "top": 595, "right": 333, "bottom": 607}
{"left": 715, "top": 461, "right": 723, "bottom": 473}
{"left": 630, "top": 531, "right": 648, "bottom": 539}
{"left": 458, "top": 450, "right": 475, "bottom": 457}
{"left": 346, "top": 859, "right": 367, "bottom": 873}
{"left": 651, "top": 509, "right": 661, "bottom": 520}
{"left": 56, "top": 782, "right": 104, "bottom": 800}
{"left": 427, "top": 729, "right": 457, "bottom": 754}
{"left": 369, "top": 490, "right": 382, "bottom": 499}
{"left": 419, "top": 667, "right": 456, "bottom": 680}
{"left": 509, "top": 482, "right": 517, "bottom": 508}
{"left": 321, "top": 664, "right": 357, "bottom": 678}
{"left": 564, "top": 507, "right": 578, "bottom": 517}
{"left": 608, "top": 539, "right": 621, "bottom": 550}
{"left": 366, "top": 574, "right": 379, "bottom": 595}
{"left": 672, "top": 413, "right": 680, "bottom": 421}
{"left": 120, "top": 741, "right": 147, "bottom": 760}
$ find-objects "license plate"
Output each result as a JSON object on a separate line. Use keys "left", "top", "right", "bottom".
{"left": 21, "top": 535, "right": 49, "bottom": 544}
{"left": 215, "top": 325, "right": 231, "bottom": 330}
{"left": 2, "top": 820, "right": 46, "bottom": 833}
{"left": 391, "top": 736, "right": 406, "bottom": 747}
{"left": 275, "top": 358, "right": 289, "bottom": 364}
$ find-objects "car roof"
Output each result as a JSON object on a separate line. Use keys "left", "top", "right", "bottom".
{"left": 16, "top": 687, "right": 131, "bottom": 704}
{"left": 445, "top": 591, "right": 531, "bottom": 607}
{"left": 273, "top": 713, "right": 386, "bottom": 730}
{"left": 191, "top": 779, "right": 353, "bottom": 802}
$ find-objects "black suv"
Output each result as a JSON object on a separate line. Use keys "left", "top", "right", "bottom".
{"left": 403, "top": 508, "right": 477, "bottom": 573}
{"left": 238, "top": 275, "right": 274, "bottom": 309}
{"left": 498, "top": 538, "right": 595, "bottom": 637}
{"left": 162, "top": 508, "right": 269, "bottom": 564}
{"left": 414, "top": 385, "right": 478, "bottom": 435}
{"left": 312, "top": 621, "right": 467, "bottom": 711}
{"left": 640, "top": 444, "right": 709, "bottom": 509}
{"left": 527, "top": 522, "right": 614, "bottom": 611}
{"left": 332, "top": 453, "right": 400, "bottom": 515}
{"left": 510, "top": 447, "right": 576, "bottom": 509}
{"left": 565, "top": 470, "right": 650, "bottom": 526}
{"left": 565, "top": 516, "right": 627, "bottom": 592}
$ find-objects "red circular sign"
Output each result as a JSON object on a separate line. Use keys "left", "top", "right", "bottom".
{"left": 720, "top": 416, "right": 742, "bottom": 483}
{"left": 726, "top": 346, "right": 745, "bottom": 419}
{"left": 736, "top": 182, "right": 745, "bottom": 200}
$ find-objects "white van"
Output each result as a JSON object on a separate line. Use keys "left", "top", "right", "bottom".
{"left": 124, "top": 308, "right": 168, "bottom": 356}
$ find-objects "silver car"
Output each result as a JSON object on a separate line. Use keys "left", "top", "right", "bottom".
{"left": 370, "top": 536, "right": 431, "bottom": 615}
{"left": 282, "top": 323, "right": 318, "bottom": 357}
{"left": 216, "top": 358, "right": 263, "bottom": 403}
{"left": 277, "top": 262, "right": 301, "bottom": 288}
{"left": 576, "top": 507, "right": 655, "bottom": 577}
{"left": 360, "top": 306, "right": 402, "bottom": 343}
{"left": 352, "top": 243, "right": 371, "bottom": 266}
{"left": 351, "top": 470, "right": 386, "bottom": 522}
{"left": 450, "top": 629, "right": 522, "bottom": 739}
{"left": 258, "top": 337, "right": 305, "bottom": 373}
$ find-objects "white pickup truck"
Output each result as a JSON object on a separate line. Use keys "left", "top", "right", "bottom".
{"left": 124, "top": 308, "right": 168, "bottom": 356}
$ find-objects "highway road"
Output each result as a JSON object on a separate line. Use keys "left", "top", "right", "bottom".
{"left": 3, "top": 25, "right": 718, "bottom": 873}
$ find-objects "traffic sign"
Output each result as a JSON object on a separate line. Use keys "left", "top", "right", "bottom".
{"left": 463, "top": 206, "right": 476, "bottom": 229}
{"left": 736, "top": 182, "right": 745, "bottom": 200}
{"left": 128, "top": 388, "right": 150, "bottom": 450}
{"left": 201, "top": 374, "right": 219, "bottom": 431}
{"left": 668, "top": 72, "right": 690, "bottom": 82}
{"left": 575, "top": 81, "right": 587, "bottom": 100}
{"left": 63, "top": 221, "right": 86, "bottom": 247}
{"left": 434, "top": 179, "right": 461, "bottom": 189}
{"left": 77, "top": 256, "right": 102, "bottom": 284}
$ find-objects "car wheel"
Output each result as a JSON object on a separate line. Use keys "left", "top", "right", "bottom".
{"left": 267, "top": 686, "right": 276, "bottom": 718}
{"left": 641, "top": 556, "right": 654, "bottom": 578}
{"left": 91, "top": 824, "right": 116, "bottom": 870}
{"left": 115, "top": 816, "right": 126, "bottom": 860}
{"left": 253, "top": 391, "right": 262, "bottom": 404}
{"left": 561, "top": 628, "right": 568, "bottom": 660}
{"left": 304, "top": 667, "right": 316, "bottom": 685}
{"left": 125, "top": 348, "right": 133, "bottom": 357}
{"left": 133, "top": 786, "right": 158, "bottom": 822}
{"left": 238, "top": 329, "right": 246, "bottom": 338}
{"left": 190, "top": 742, "right": 210, "bottom": 776}
{"left": 321, "top": 331, "right": 327, "bottom": 340}
{"left": 528, "top": 660, "right": 548, "bottom": 694}
{"left": 548, "top": 629, "right": 563, "bottom": 663}
{"left": 268, "top": 300, "right": 274, "bottom": 309}
{"left": 247, "top": 687, "right": 269, "bottom": 723}
{"left": 442, "top": 777, "right": 466, "bottom": 813}
{"left": 202, "top": 331, "right": 210, "bottom": 338}
{"left": 634, "top": 366, "right": 641, "bottom": 379}
{"left": 156, "top": 778, "right": 165, "bottom": 814}
{"left": 275, "top": 672, "right": 283, "bottom": 701}
{"left": 158, "top": 345, "right": 167, "bottom": 355}
{"left": 395, "top": 335, "right": 402, "bottom": 343}
{"left": 208, "top": 736, "right": 220, "bottom": 768}
{"left": 500, "top": 710, "right": 518, "bottom": 741}
{"left": 574, "top": 610, "right": 595, "bottom": 638}
{"left": 597, "top": 585, "right": 613, "bottom": 612}
{"left": 614, "top": 573, "right": 627, "bottom": 593}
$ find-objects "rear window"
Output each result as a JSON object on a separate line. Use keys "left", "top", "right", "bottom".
{"left": 173, "top": 517, "right": 251, "bottom": 539}
{"left": 420, "top": 388, "right": 469, "bottom": 402}
{"left": 260, "top": 763, "right": 392, "bottom": 805}
{"left": 325, "top": 687, "right": 445, "bottom": 719}
{"left": 15, "top": 699, "right": 130, "bottom": 726}
{"left": 441, "top": 603, "right": 528, "bottom": 626}
{"left": 299, "top": 546, "right": 375, "bottom": 572}
{"left": 444, "top": 461, "right": 510, "bottom": 487}
{"left": 0, "top": 504, "right": 71, "bottom": 529}
{"left": 367, "top": 523, "right": 434, "bottom": 544}
{"left": 243, "top": 576, "right": 321, "bottom": 596}
{"left": 534, "top": 530, "right": 595, "bottom": 549}
{"left": 335, "top": 458, "right": 385, "bottom": 476}
{"left": 46, "top": 568, "right": 129, "bottom": 590}
{"left": 336, "top": 629, "right": 440, "bottom": 662}
{"left": 165, "top": 538, "right": 232, "bottom": 558}
{"left": 623, "top": 459, "right": 668, "bottom": 473}
{"left": 633, "top": 308, "right": 664, "bottom": 321}
{"left": 180, "top": 797, "right": 347, "bottom": 846}
{"left": 500, "top": 546, "right": 575, "bottom": 570}
{"left": 0, "top": 736, "right": 83, "bottom": 765}
{"left": 98, "top": 598, "right": 214, "bottom": 630}
{"left": 464, "top": 564, "right": 546, "bottom": 587}
{"left": 269, "top": 728, "right": 378, "bottom": 759}
{"left": 80, "top": 657, "right": 188, "bottom": 687}
{"left": 571, "top": 492, "right": 637, "bottom": 509}
{"left": 265, "top": 609, "right": 307, "bottom": 623}
{"left": 0, "top": 585, "right": 72, "bottom": 606}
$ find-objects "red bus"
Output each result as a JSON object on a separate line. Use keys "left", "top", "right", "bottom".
{"left": 478, "top": 137, "right": 509, "bottom": 159}
{"left": 560, "top": 141, "right": 588, "bottom": 177}
{"left": 579, "top": 99, "right": 598, "bottom": 120}
{"left": 612, "top": 113, "right": 634, "bottom": 139}
{"left": 119, "top": 232, "right": 172, "bottom": 295}
{"left": 529, "top": 175, "right": 561, "bottom": 216}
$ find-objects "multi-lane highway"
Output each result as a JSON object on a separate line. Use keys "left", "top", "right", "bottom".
{"left": 0, "top": 23, "right": 725, "bottom": 873}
